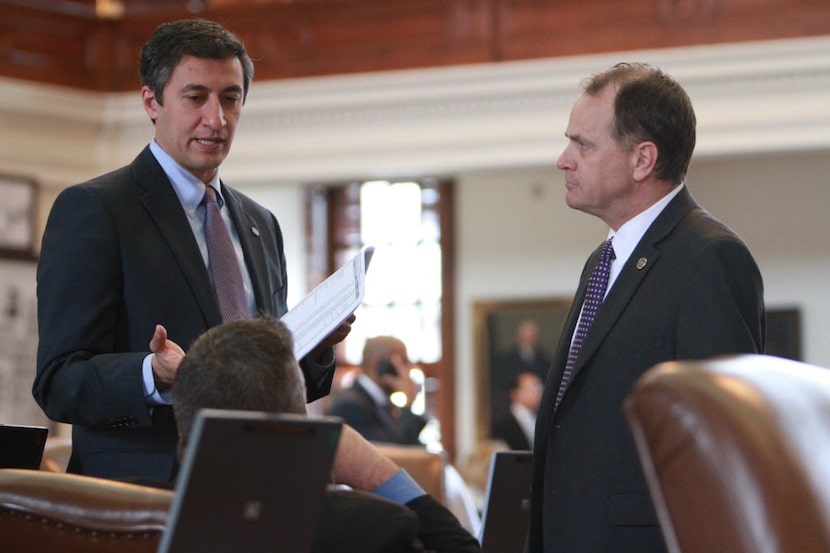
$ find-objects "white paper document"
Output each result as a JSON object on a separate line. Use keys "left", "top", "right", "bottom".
{"left": 282, "top": 246, "right": 374, "bottom": 360}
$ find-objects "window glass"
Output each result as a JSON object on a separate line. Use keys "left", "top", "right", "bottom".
{"left": 346, "top": 179, "right": 443, "bottom": 366}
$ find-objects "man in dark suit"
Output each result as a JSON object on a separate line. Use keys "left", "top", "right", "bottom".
{"left": 528, "top": 63, "right": 765, "bottom": 552}
{"left": 33, "top": 19, "right": 351, "bottom": 482}
{"left": 326, "top": 336, "right": 428, "bottom": 445}
{"left": 171, "top": 316, "right": 480, "bottom": 553}
{"left": 497, "top": 320, "right": 552, "bottom": 379}
{"left": 492, "top": 369, "right": 542, "bottom": 450}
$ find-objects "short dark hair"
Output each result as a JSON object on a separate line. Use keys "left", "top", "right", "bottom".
{"left": 139, "top": 18, "right": 255, "bottom": 105}
{"left": 507, "top": 369, "right": 541, "bottom": 393}
{"left": 172, "top": 317, "right": 305, "bottom": 455}
{"left": 584, "top": 63, "right": 696, "bottom": 184}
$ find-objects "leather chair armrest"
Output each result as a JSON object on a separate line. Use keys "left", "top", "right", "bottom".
{"left": 0, "top": 468, "right": 172, "bottom": 553}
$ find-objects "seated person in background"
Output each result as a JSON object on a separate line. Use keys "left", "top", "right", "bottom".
{"left": 491, "top": 370, "right": 543, "bottom": 450}
{"left": 326, "top": 336, "right": 427, "bottom": 445}
{"left": 171, "top": 317, "right": 480, "bottom": 553}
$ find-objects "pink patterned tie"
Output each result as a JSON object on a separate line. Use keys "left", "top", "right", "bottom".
{"left": 554, "top": 238, "right": 615, "bottom": 409}
{"left": 202, "top": 186, "right": 249, "bottom": 322}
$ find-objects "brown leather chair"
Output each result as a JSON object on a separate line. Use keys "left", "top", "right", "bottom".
{"left": 0, "top": 469, "right": 172, "bottom": 553}
{"left": 624, "top": 354, "right": 830, "bottom": 553}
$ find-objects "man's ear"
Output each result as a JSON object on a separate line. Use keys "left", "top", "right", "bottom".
{"left": 141, "top": 86, "right": 159, "bottom": 124}
{"left": 631, "top": 141, "right": 658, "bottom": 181}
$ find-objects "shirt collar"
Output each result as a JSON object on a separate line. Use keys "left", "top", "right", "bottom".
{"left": 149, "top": 140, "right": 224, "bottom": 209}
{"left": 608, "top": 183, "right": 684, "bottom": 271}
{"left": 357, "top": 373, "right": 390, "bottom": 407}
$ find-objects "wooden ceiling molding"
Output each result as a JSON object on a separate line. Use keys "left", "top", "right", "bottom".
{"left": 1, "top": 0, "right": 829, "bottom": 91}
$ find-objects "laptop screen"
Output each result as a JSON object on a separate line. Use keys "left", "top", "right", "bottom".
{"left": 0, "top": 424, "right": 48, "bottom": 470}
{"left": 479, "top": 451, "right": 533, "bottom": 553}
{"left": 157, "top": 410, "right": 342, "bottom": 553}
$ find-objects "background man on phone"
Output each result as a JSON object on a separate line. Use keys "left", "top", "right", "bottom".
{"left": 326, "top": 336, "right": 427, "bottom": 445}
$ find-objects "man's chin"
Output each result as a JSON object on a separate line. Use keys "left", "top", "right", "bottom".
{"left": 564, "top": 192, "right": 582, "bottom": 210}
{"left": 187, "top": 156, "right": 226, "bottom": 179}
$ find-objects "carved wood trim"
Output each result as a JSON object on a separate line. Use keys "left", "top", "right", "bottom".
{"left": 1, "top": 0, "right": 829, "bottom": 91}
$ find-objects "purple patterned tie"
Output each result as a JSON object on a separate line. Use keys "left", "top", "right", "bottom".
{"left": 554, "top": 238, "right": 615, "bottom": 409}
{"left": 202, "top": 186, "right": 249, "bottom": 322}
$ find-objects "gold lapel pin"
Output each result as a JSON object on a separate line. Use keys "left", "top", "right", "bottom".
{"left": 636, "top": 257, "right": 648, "bottom": 270}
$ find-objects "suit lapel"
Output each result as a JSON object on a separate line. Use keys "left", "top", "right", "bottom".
{"left": 543, "top": 253, "right": 595, "bottom": 390}
{"left": 537, "top": 252, "right": 596, "bottom": 428}
{"left": 132, "top": 147, "right": 221, "bottom": 326}
{"left": 222, "top": 185, "right": 270, "bottom": 315}
{"left": 556, "top": 188, "right": 700, "bottom": 407}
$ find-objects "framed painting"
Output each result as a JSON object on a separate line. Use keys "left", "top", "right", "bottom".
{"left": 473, "top": 297, "right": 572, "bottom": 442}
{"left": 0, "top": 174, "right": 36, "bottom": 259}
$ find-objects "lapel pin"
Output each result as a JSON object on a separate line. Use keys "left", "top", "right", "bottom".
{"left": 636, "top": 257, "right": 648, "bottom": 270}
{"left": 251, "top": 226, "right": 260, "bottom": 237}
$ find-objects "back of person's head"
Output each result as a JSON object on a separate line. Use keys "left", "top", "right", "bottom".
{"left": 583, "top": 62, "right": 696, "bottom": 185}
{"left": 361, "top": 336, "right": 407, "bottom": 373}
{"left": 139, "top": 18, "right": 255, "bottom": 104}
{"left": 172, "top": 317, "right": 305, "bottom": 456}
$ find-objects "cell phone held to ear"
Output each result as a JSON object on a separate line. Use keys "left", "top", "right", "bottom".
{"left": 376, "top": 360, "right": 399, "bottom": 378}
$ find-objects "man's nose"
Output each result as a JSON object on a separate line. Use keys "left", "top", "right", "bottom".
{"left": 556, "top": 147, "right": 572, "bottom": 170}
{"left": 203, "top": 97, "right": 226, "bottom": 128}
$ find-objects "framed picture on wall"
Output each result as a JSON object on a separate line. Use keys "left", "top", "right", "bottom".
{"left": 473, "top": 297, "right": 572, "bottom": 442}
{"left": 0, "top": 258, "right": 50, "bottom": 427}
{"left": 0, "top": 174, "right": 36, "bottom": 259}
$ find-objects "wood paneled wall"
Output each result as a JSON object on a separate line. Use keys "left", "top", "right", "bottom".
{"left": 2, "top": 0, "right": 829, "bottom": 91}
